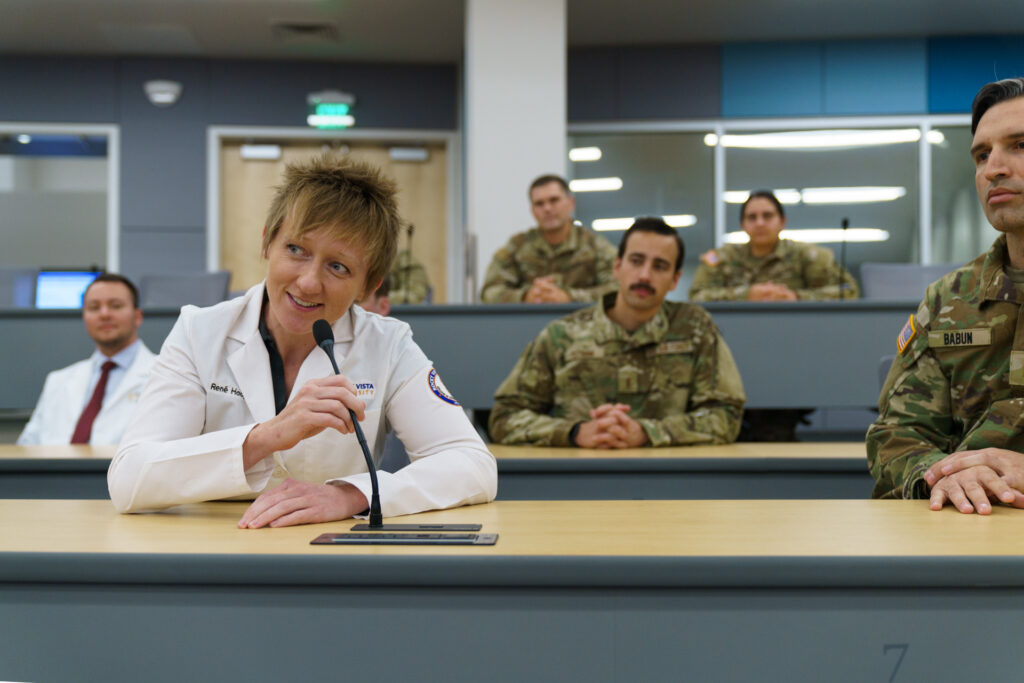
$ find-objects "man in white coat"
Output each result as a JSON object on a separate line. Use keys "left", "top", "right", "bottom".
{"left": 18, "top": 274, "right": 154, "bottom": 445}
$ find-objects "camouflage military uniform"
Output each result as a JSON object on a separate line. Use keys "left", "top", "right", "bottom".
{"left": 867, "top": 235, "right": 1024, "bottom": 498}
{"left": 489, "top": 293, "right": 746, "bottom": 446}
{"left": 688, "top": 239, "right": 860, "bottom": 301}
{"left": 390, "top": 249, "right": 430, "bottom": 304}
{"left": 480, "top": 225, "right": 618, "bottom": 303}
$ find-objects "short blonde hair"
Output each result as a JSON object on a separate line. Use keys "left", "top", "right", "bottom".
{"left": 262, "top": 154, "right": 402, "bottom": 290}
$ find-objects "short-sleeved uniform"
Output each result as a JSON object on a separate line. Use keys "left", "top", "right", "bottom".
{"left": 480, "top": 225, "right": 618, "bottom": 303}
{"left": 489, "top": 294, "right": 746, "bottom": 446}
{"left": 867, "top": 235, "right": 1024, "bottom": 498}
{"left": 390, "top": 249, "right": 431, "bottom": 304}
{"left": 688, "top": 239, "right": 860, "bottom": 301}
{"left": 108, "top": 284, "right": 497, "bottom": 515}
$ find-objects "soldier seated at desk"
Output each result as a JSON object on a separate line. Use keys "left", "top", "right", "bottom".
{"left": 868, "top": 77, "right": 1024, "bottom": 515}
{"left": 480, "top": 174, "right": 617, "bottom": 304}
{"left": 489, "top": 217, "right": 746, "bottom": 448}
{"left": 688, "top": 190, "right": 860, "bottom": 302}
{"left": 689, "top": 190, "right": 860, "bottom": 441}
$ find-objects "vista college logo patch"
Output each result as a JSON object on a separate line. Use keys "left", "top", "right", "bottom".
{"left": 354, "top": 382, "right": 375, "bottom": 400}
{"left": 427, "top": 368, "right": 459, "bottom": 406}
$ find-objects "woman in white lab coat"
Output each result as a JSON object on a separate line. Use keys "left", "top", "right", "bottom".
{"left": 108, "top": 156, "right": 497, "bottom": 526}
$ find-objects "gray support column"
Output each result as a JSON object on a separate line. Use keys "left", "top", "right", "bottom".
{"left": 464, "top": 0, "right": 567, "bottom": 301}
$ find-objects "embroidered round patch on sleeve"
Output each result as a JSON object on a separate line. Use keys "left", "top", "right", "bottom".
{"left": 427, "top": 368, "right": 460, "bottom": 406}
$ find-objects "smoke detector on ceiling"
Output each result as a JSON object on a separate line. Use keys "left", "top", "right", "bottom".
{"left": 143, "top": 80, "right": 183, "bottom": 107}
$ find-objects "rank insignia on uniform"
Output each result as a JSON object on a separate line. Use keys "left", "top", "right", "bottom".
{"left": 427, "top": 368, "right": 460, "bottom": 406}
{"left": 896, "top": 314, "right": 916, "bottom": 354}
{"left": 700, "top": 249, "right": 720, "bottom": 267}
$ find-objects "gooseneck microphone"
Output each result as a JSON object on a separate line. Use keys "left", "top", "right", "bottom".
{"left": 838, "top": 217, "right": 850, "bottom": 300}
{"left": 312, "top": 318, "right": 383, "bottom": 528}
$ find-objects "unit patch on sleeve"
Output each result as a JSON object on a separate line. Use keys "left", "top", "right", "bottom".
{"left": 896, "top": 314, "right": 917, "bottom": 354}
{"left": 427, "top": 368, "right": 460, "bottom": 406}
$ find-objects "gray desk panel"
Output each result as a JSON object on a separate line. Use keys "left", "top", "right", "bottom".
{"left": 0, "top": 308, "right": 179, "bottom": 411}
{"left": 0, "top": 557, "right": 1021, "bottom": 682}
{"left": 0, "top": 301, "right": 913, "bottom": 412}
{"left": 0, "top": 456, "right": 872, "bottom": 500}
{"left": 393, "top": 300, "right": 914, "bottom": 409}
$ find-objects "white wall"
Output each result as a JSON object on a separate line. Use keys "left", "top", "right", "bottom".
{"left": 465, "top": 0, "right": 567, "bottom": 300}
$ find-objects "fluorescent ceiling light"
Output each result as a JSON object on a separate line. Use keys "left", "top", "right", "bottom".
{"left": 926, "top": 130, "right": 946, "bottom": 144}
{"left": 592, "top": 214, "right": 698, "bottom": 231}
{"left": 664, "top": 214, "right": 697, "bottom": 228}
{"left": 724, "top": 189, "right": 801, "bottom": 204}
{"left": 570, "top": 177, "right": 622, "bottom": 192}
{"left": 592, "top": 218, "right": 636, "bottom": 231}
{"left": 704, "top": 128, "right": 943, "bottom": 150}
{"left": 725, "top": 186, "right": 906, "bottom": 205}
{"left": 801, "top": 186, "right": 906, "bottom": 204}
{"left": 306, "top": 114, "right": 355, "bottom": 128}
{"left": 16, "top": 134, "right": 31, "bottom": 144}
{"left": 724, "top": 228, "right": 890, "bottom": 244}
{"left": 240, "top": 144, "right": 281, "bottom": 160}
{"left": 569, "top": 147, "right": 602, "bottom": 162}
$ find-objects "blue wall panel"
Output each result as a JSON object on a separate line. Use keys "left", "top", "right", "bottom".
{"left": 929, "top": 36, "right": 1024, "bottom": 113}
{"left": 824, "top": 40, "right": 927, "bottom": 115}
{"left": 722, "top": 42, "right": 824, "bottom": 117}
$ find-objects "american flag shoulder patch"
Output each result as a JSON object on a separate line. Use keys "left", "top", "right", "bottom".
{"left": 897, "top": 314, "right": 917, "bottom": 354}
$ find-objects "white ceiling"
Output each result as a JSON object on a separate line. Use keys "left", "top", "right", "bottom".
{"left": 0, "top": 0, "right": 1017, "bottom": 64}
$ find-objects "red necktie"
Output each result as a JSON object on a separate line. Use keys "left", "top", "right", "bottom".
{"left": 71, "top": 360, "right": 117, "bottom": 444}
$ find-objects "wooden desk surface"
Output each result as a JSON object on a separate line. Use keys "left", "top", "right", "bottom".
{"left": 2, "top": 498, "right": 1021, "bottom": 559}
{"left": 0, "top": 443, "right": 865, "bottom": 462}
{"left": 489, "top": 442, "right": 866, "bottom": 461}
{"left": 0, "top": 444, "right": 115, "bottom": 460}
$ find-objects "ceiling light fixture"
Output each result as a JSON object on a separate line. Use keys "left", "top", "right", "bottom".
{"left": 569, "top": 147, "right": 602, "bottom": 162}
{"left": 705, "top": 128, "right": 945, "bottom": 150}
{"left": 724, "top": 189, "right": 801, "bottom": 204}
{"left": 724, "top": 228, "right": 890, "bottom": 244}
{"left": 569, "top": 177, "right": 622, "bottom": 192}
{"left": 592, "top": 214, "right": 697, "bottom": 231}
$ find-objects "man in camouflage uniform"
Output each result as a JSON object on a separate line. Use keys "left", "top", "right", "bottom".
{"left": 480, "top": 174, "right": 617, "bottom": 303}
{"left": 689, "top": 190, "right": 859, "bottom": 301}
{"left": 489, "top": 217, "right": 745, "bottom": 447}
{"left": 389, "top": 249, "right": 431, "bottom": 304}
{"left": 867, "top": 77, "right": 1024, "bottom": 514}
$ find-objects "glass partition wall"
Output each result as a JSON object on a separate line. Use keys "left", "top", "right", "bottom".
{"left": 569, "top": 115, "right": 974, "bottom": 301}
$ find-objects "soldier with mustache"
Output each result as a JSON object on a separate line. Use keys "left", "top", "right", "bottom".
{"left": 868, "top": 77, "right": 1024, "bottom": 513}
{"left": 489, "top": 217, "right": 746, "bottom": 448}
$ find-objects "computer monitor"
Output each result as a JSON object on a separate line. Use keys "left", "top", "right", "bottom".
{"left": 34, "top": 270, "right": 100, "bottom": 309}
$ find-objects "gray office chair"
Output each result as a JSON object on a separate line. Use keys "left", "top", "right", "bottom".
{"left": 0, "top": 267, "right": 38, "bottom": 308}
{"left": 139, "top": 270, "right": 231, "bottom": 308}
{"left": 860, "top": 263, "right": 960, "bottom": 300}
{"left": 878, "top": 354, "right": 896, "bottom": 391}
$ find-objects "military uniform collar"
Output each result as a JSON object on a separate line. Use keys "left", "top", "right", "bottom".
{"left": 595, "top": 291, "right": 670, "bottom": 347}
{"left": 742, "top": 238, "right": 789, "bottom": 263}
{"left": 531, "top": 223, "right": 580, "bottom": 257}
{"left": 979, "top": 234, "right": 1023, "bottom": 304}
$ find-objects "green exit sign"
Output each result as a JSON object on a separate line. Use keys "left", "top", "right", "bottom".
{"left": 307, "top": 91, "right": 356, "bottom": 129}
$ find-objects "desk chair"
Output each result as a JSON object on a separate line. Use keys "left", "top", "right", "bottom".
{"left": 860, "top": 263, "right": 960, "bottom": 300}
{"left": 139, "top": 271, "right": 230, "bottom": 308}
{"left": 878, "top": 354, "right": 896, "bottom": 391}
{"left": 0, "top": 267, "right": 38, "bottom": 308}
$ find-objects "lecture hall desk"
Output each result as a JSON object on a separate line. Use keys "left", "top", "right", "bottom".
{"left": 1, "top": 498, "right": 1022, "bottom": 682}
{"left": 0, "top": 443, "right": 873, "bottom": 500}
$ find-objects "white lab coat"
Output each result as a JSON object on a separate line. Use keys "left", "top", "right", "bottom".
{"left": 108, "top": 284, "right": 497, "bottom": 516}
{"left": 18, "top": 343, "right": 155, "bottom": 446}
